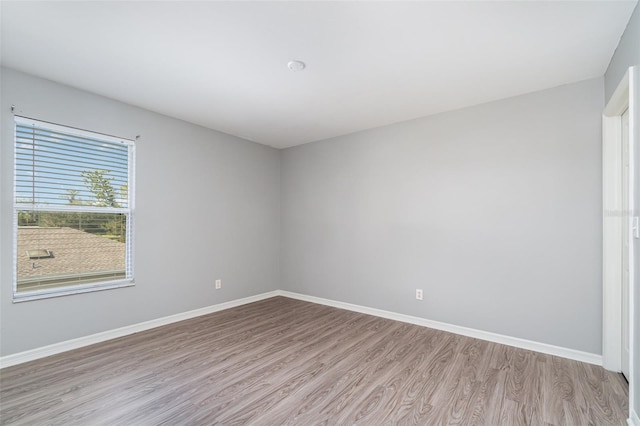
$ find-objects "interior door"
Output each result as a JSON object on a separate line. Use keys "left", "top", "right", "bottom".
{"left": 622, "top": 107, "right": 630, "bottom": 380}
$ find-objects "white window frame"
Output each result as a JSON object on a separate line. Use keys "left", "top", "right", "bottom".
{"left": 12, "top": 116, "right": 136, "bottom": 302}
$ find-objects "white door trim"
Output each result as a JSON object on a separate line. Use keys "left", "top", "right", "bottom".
{"left": 602, "top": 66, "right": 637, "bottom": 423}
{"left": 602, "top": 71, "right": 626, "bottom": 373}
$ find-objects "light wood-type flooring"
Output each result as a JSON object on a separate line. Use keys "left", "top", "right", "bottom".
{"left": 0, "top": 296, "right": 629, "bottom": 425}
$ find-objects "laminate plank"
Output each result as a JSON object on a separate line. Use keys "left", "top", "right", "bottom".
{"left": 466, "top": 343, "right": 509, "bottom": 426}
{"left": 268, "top": 326, "right": 439, "bottom": 425}
{"left": 438, "top": 339, "right": 491, "bottom": 424}
{"left": 195, "top": 316, "right": 398, "bottom": 424}
{"left": 0, "top": 297, "right": 628, "bottom": 425}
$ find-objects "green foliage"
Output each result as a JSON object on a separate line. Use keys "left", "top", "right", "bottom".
{"left": 17, "top": 210, "right": 38, "bottom": 226}
{"left": 65, "top": 189, "right": 81, "bottom": 205}
{"left": 81, "top": 170, "right": 119, "bottom": 208}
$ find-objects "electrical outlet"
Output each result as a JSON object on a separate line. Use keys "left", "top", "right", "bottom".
{"left": 215, "top": 279, "right": 222, "bottom": 290}
{"left": 416, "top": 289, "right": 423, "bottom": 300}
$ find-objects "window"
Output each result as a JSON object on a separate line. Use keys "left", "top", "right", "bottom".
{"left": 13, "top": 116, "right": 135, "bottom": 301}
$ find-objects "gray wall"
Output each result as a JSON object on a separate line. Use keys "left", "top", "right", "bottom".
{"left": 0, "top": 68, "right": 281, "bottom": 356}
{"left": 604, "top": 3, "right": 640, "bottom": 416}
{"left": 605, "top": 3, "right": 639, "bottom": 103}
{"left": 281, "top": 78, "right": 604, "bottom": 354}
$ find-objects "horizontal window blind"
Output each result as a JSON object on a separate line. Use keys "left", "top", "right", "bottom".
{"left": 15, "top": 117, "right": 131, "bottom": 211}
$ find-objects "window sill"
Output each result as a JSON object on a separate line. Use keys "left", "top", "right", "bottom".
{"left": 13, "top": 279, "right": 135, "bottom": 303}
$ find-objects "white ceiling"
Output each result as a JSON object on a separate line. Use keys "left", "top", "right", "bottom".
{"left": 1, "top": 1, "right": 637, "bottom": 149}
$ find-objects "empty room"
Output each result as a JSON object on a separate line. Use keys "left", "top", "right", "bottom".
{"left": 1, "top": 1, "right": 639, "bottom": 425}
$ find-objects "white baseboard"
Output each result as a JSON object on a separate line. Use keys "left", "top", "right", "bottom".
{"left": 277, "top": 290, "right": 603, "bottom": 366}
{"left": 1, "top": 289, "right": 603, "bottom": 369}
{"left": 0, "top": 291, "right": 279, "bottom": 369}
{"left": 629, "top": 410, "right": 640, "bottom": 426}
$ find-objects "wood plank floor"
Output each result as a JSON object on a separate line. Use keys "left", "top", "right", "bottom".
{"left": 0, "top": 296, "right": 629, "bottom": 425}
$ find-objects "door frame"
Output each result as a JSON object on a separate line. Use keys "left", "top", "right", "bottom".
{"left": 602, "top": 66, "right": 637, "bottom": 421}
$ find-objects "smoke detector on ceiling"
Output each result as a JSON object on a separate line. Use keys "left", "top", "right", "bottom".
{"left": 287, "top": 60, "right": 306, "bottom": 72}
